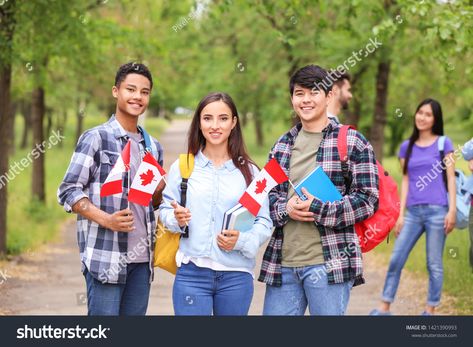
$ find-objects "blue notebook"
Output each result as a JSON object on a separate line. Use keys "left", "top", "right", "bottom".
{"left": 222, "top": 204, "right": 255, "bottom": 233}
{"left": 294, "top": 166, "right": 342, "bottom": 202}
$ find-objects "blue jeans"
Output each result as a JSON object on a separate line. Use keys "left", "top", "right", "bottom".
{"left": 469, "top": 207, "right": 473, "bottom": 269}
{"left": 172, "top": 262, "right": 254, "bottom": 315}
{"left": 84, "top": 262, "right": 151, "bottom": 316}
{"left": 382, "top": 204, "right": 447, "bottom": 307}
{"left": 263, "top": 264, "right": 354, "bottom": 315}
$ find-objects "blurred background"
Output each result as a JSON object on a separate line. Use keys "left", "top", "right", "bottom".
{"left": 0, "top": 0, "right": 472, "bottom": 314}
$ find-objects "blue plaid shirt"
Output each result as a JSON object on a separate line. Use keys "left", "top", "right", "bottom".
{"left": 258, "top": 118, "right": 379, "bottom": 287}
{"left": 57, "top": 115, "right": 163, "bottom": 284}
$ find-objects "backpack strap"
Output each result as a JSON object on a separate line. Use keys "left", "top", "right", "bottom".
{"left": 437, "top": 136, "right": 448, "bottom": 191}
{"left": 337, "top": 125, "right": 356, "bottom": 195}
{"left": 336, "top": 125, "right": 357, "bottom": 275}
{"left": 137, "top": 125, "right": 152, "bottom": 153}
{"left": 178, "top": 154, "right": 195, "bottom": 238}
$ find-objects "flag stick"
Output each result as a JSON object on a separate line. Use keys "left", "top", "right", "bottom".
{"left": 288, "top": 179, "right": 304, "bottom": 201}
{"left": 162, "top": 175, "right": 189, "bottom": 228}
{"left": 127, "top": 169, "right": 130, "bottom": 210}
{"left": 288, "top": 179, "right": 297, "bottom": 193}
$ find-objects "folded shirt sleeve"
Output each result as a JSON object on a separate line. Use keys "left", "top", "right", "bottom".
{"left": 57, "top": 130, "right": 100, "bottom": 213}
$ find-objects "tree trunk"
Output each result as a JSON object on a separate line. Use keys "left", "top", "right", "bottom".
{"left": 20, "top": 100, "right": 31, "bottom": 149}
{"left": 57, "top": 109, "right": 67, "bottom": 148}
{"left": 253, "top": 109, "right": 264, "bottom": 148}
{"left": 343, "top": 64, "right": 368, "bottom": 127}
{"left": 241, "top": 112, "right": 248, "bottom": 127}
{"left": 46, "top": 107, "right": 53, "bottom": 137}
{"left": 0, "top": 65, "right": 12, "bottom": 256}
{"left": 369, "top": 60, "right": 391, "bottom": 162}
{"left": 8, "top": 101, "right": 17, "bottom": 156}
{"left": 31, "top": 86, "right": 46, "bottom": 202}
{"left": 76, "top": 99, "right": 85, "bottom": 144}
{"left": 288, "top": 55, "right": 300, "bottom": 127}
{"left": 0, "top": 0, "right": 17, "bottom": 256}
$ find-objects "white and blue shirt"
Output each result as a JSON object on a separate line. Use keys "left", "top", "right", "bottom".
{"left": 159, "top": 150, "right": 273, "bottom": 272}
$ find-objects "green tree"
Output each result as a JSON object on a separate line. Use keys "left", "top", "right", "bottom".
{"left": 0, "top": 0, "right": 17, "bottom": 255}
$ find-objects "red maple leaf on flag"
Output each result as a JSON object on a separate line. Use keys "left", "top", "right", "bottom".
{"left": 140, "top": 169, "right": 155, "bottom": 186}
{"left": 255, "top": 178, "right": 267, "bottom": 194}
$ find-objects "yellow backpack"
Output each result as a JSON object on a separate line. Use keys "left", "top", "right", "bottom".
{"left": 153, "top": 154, "right": 194, "bottom": 274}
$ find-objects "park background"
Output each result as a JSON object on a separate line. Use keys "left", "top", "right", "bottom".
{"left": 0, "top": 0, "right": 472, "bottom": 314}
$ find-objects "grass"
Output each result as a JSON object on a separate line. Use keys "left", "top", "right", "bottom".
{"left": 6, "top": 113, "right": 168, "bottom": 254}
{"left": 242, "top": 121, "right": 473, "bottom": 314}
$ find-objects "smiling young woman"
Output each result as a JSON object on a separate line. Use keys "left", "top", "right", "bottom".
{"left": 371, "top": 98, "right": 456, "bottom": 316}
{"left": 159, "top": 92, "right": 273, "bottom": 316}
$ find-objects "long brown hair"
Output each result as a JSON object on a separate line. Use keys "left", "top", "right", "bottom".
{"left": 187, "top": 92, "right": 257, "bottom": 186}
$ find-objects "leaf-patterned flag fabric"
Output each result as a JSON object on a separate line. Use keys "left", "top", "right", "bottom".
{"left": 239, "top": 158, "right": 288, "bottom": 216}
{"left": 100, "top": 140, "right": 131, "bottom": 197}
{"left": 128, "top": 152, "right": 166, "bottom": 206}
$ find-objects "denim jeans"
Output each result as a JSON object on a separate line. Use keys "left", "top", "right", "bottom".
{"left": 84, "top": 262, "right": 151, "bottom": 316}
{"left": 469, "top": 207, "right": 473, "bottom": 269}
{"left": 173, "top": 262, "right": 254, "bottom": 316}
{"left": 382, "top": 204, "right": 448, "bottom": 307}
{"left": 263, "top": 264, "right": 354, "bottom": 315}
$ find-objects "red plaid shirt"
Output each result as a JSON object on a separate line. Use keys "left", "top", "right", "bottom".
{"left": 258, "top": 119, "right": 379, "bottom": 287}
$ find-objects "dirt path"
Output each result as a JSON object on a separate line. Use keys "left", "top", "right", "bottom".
{"left": 0, "top": 119, "right": 457, "bottom": 315}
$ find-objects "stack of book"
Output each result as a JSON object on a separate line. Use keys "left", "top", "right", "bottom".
{"left": 221, "top": 203, "right": 255, "bottom": 233}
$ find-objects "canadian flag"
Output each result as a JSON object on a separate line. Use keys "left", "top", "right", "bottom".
{"left": 128, "top": 152, "right": 166, "bottom": 206}
{"left": 239, "top": 158, "right": 288, "bottom": 216}
{"left": 100, "top": 140, "right": 131, "bottom": 197}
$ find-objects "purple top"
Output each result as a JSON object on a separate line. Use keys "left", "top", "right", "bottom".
{"left": 399, "top": 137, "right": 454, "bottom": 207}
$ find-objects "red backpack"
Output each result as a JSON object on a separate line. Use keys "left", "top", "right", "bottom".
{"left": 337, "top": 125, "right": 400, "bottom": 253}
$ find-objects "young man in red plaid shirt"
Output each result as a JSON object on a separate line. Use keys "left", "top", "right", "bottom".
{"left": 260, "top": 65, "right": 379, "bottom": 315}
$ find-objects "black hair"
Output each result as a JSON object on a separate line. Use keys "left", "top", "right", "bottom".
{"left": 403, "top": 98, "right": 444, "bottom": 175}
{"left": 114, "top": 62, "right": 153, "bottom": 89}
{"left": 289, "top": 65, "right": 332, "bottom": 95}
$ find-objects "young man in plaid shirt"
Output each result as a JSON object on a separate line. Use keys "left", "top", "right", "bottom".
{"left": 260, "top": 65, "right": 379, "bottom": 315}
{"left": 58, "top": 63, "right": 164, "bottom": 316}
